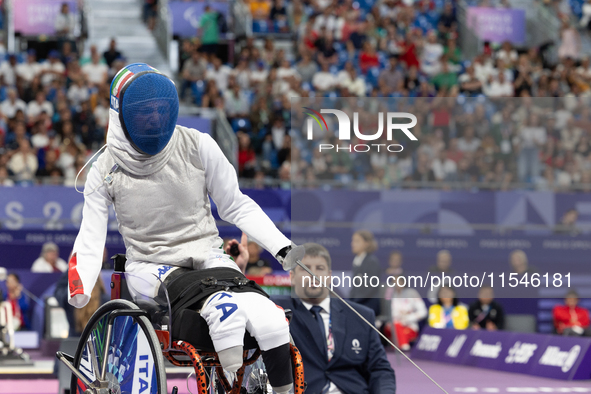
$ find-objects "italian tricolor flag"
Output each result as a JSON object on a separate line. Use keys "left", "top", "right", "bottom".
{"left": 111, "top": 69, "right": 135, "bottom": 98}
{"left": 111, "top": 65, "right": 160, "bottom": 98}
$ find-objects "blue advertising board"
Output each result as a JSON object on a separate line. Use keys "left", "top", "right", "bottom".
{"left": 413, "top": 327, "right": 591, "bottom": 380}
{"left": 1, "top": 188, "right": 591, "bottom": 275}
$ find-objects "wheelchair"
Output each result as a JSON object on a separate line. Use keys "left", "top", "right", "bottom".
{"left": 57, "top": 255, "right": 306, "bottom": 394}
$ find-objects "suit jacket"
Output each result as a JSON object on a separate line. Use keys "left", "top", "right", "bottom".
{"left": 349, "top": 254, "right": 382, "bottom": 300}
{"left": 468, "top": 300, "right": 505, "bottom": 330}
{"left": 349, "top": 254, "right": 382, "bottom": 316}
{"left": 273, "top": 295, "right": 396, "bottom": 394}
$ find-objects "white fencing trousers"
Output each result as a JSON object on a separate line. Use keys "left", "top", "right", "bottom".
{"left": 200, "top": 290, "right": 290, "bottom": 353}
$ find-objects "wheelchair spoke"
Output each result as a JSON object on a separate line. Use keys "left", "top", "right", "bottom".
{"left": 100, "top": 322, "right": 114, "bottom": 381}
{"left": 86, "top": 337, "right": 102, "bottom": 384}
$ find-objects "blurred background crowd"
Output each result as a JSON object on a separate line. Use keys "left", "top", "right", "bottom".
{"left": 0, "top": 0, "right": 591, "bottom": 191}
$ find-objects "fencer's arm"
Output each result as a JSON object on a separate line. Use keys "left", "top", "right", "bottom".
{"left": 68, "top": 165, "right": 112, "bottom": 308}
{"left": 200, "top": 132, "right": 291, "bottom": 256}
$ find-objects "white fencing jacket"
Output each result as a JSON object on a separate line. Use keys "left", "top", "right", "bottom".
{"left": 68, "top": 109, "right": 290, "bottom": 308}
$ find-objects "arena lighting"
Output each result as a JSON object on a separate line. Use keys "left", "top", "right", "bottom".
{"left": 285, "top": 247, "right": 449, "bottom": 394}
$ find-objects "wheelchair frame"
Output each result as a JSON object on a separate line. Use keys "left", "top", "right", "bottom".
{"left": 58, "top": 261, "right": 306, "bottom": 394}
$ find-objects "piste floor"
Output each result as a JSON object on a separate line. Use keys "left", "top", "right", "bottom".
{"left": 1, "top": 353, "right": 590, "bottom": 393}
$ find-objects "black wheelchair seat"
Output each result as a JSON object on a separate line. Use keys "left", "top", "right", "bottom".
{"left": 172, "top": 309, "right": 259, "bottom": 352}
{"left": 110, "top": 254, "right": 262, "bottom": 353}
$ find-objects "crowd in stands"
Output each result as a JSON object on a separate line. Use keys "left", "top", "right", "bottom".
{"left": 0, "top": 38, "right": 126, "bottom": 186}
{"left": 2, "top": 0, "right": 591, "bottom": 190}
{"left": 173, "top": 0, "right": 591, "bottom": 191}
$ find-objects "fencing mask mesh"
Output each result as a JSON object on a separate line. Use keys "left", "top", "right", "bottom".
{"left": 111, "top": 63, "right": 179, "bottom": 156}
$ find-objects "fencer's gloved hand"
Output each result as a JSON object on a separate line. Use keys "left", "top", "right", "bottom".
{"left": 275, "top": 243, "right": 305, "bottom": 271}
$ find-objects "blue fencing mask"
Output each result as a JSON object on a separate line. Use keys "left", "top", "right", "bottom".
{"left": 110, "top": 63, "right": 179, "bottom": 155}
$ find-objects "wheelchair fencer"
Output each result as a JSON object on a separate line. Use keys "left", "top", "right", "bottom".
{"left": 57, "top": 255, "right": 306, "bottom": 394}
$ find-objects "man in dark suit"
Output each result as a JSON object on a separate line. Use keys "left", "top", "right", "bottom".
{"left": 469, "top": 286, "right": 505, "bottom": 331}
{"left": 273, "top": 243, "right": 396, "bottom": 394}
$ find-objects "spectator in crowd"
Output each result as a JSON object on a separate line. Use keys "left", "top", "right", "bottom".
{"left": 428, "top": 287, "right": 469, "bottom": 330}
{"left": 432, "top": 149, "right": 457, "bottom": 181}
{"left": 509, "top": 249, "right": 538, "bottom": 275}
{"left": 387, "top": 276, "right": 427, "bottom": 351}
{"left": 1, "top": 88, "right": 26, "bottom": 119}
{"left": 180, "top": 50, "right": 207, "bottom": 102}
{"left": 0, "top": 54, "right": 18, "bottom": 88}
{"left": 295, "top": 51, "right": 318, "bottom": 84}
{"left": 469, "top": 286, "right": 505, "bottom": 331}
{"left": 379, "top": 55, "right": 403, "bottom": 95}
{"left": 517, "top": 112, "right": 547, "bottom": 182}
{"left": 273, "top": 243, "right": 397, "bottom": 394}
{"left": 245, "top": 241, "right": 273, "bottom": 276}
{"left": 16, "top": 50, "right": 41, "bottom": 91}
{"left": 349, "top": 229, "right": 382, "bottom": 316}
{"left": 558, "top": 17, "right": 580, "bottom": 60}
{"left": 199, "top": 5, "right": 221, "bottom": 58}
{"left": 421, "top": 30, "right": 444, "bottom": 77}
{"left": 31, "top": 242, "right": 68, "bottom": 272}
{"left": 484, "top": 70, "right": 514, "bottom": 97}
{"left": 54, "top": 2, "right": 77, "bottom": 50}
{"left": 553, "top": 290, "right": 591, "bottom": 336}
{"left": 428, "top": 249, "right": 453, "bottom": 302}
{"left": 248, "top": 0, "right": 271, "bottom": 20}
{"left": 82, "top": 51, "right": 109, "bottom": 88}
{"left": 237, "top": 131, "right": 256, "bottom": 177}
{"left": 554, "top": 208, "right": 580, "bottom": 235}
{"left": 339, "top": 63, "right": 366, "bottom": 96}
{"left": 437, "top": 2, "right": 457, "bottom": 38}
{"left": 7, "top": 139, "right": 38, "bottom": 184}
{"left": 30, "top": 119, "right": 51, "bottom": 149}
{"left": 359, "top": 41, "right": 380, "bottom": 74}
{"left": 201, "top": 80, "right": 223, "bottom": 108}
{"left": 250, "top": 60, "right": 269, "bottom": 85}
{"left": 40, "top": 50, "right": 65, "bottom": 87}
{"left": 224, "top": 78, "right": 250, "bottom": 122}
{"left": 2, "top": 273, "right": 31, "bottom": 330}
{"left": 457, "top": 126, "right": 481, "bottom": 153}
{"left": 432, "top": 60, "right": 458, "bottom": 92}
{"left": 496, "top": 41, "right": 518, "bottom": 68}
{"left": 206, "top": 56, "right": 232, "bottom": 91}
{"left": 458, "top": 64, "right": 483, "bottom": 95}
{"left": 94, "top": 96, "right": 110, "bottom": 134}
{"left": 270, "top": 0, "right": 289, "bottom": 32}
{"left": 143, "top": 0, "right": 158, "bottom": 30}
{"left": 26, "top": 91, "right": 54, "bottom": 121}
{"left": 103, "top": 38, "right": 123, "bottom": 68}
{"left": 36, "top": 149, "right": 62, "bottom": 179}
{"left": 385, "top": 250, "right": 403, "bottom": 276}
{"left": 312, "top": 62, "right": 337, "bottom": 92}
{"left": 67, "top": 76, "right": 91, "bottom": 108}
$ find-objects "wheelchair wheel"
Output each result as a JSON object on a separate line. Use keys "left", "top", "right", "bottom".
{"left": 69, "top": 299, "right": 167, "bottom": 394}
